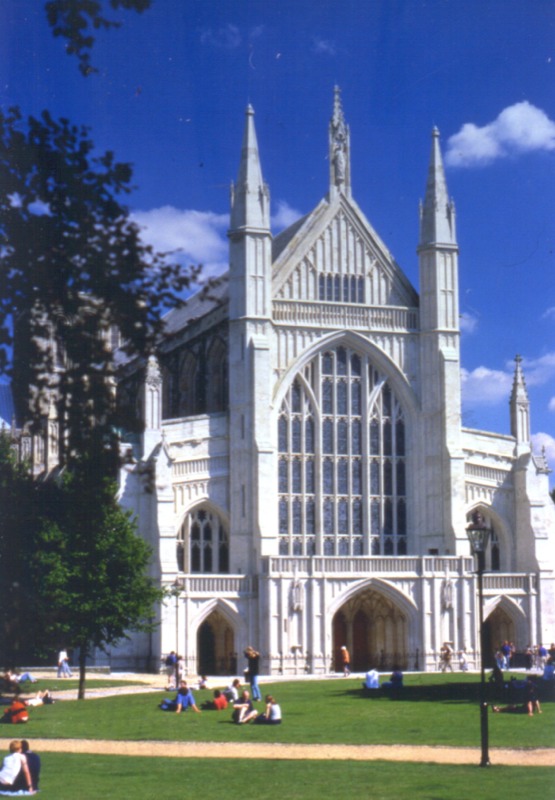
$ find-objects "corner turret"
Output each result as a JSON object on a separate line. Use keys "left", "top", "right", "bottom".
{"left": 229, "top": 104, "right": 270, "bottom": 232}
{"left": 419, "top": 127, "right": 456, "bottom": 247}
{"left": 510, "top": 355, "right": 531, "bottom": 447}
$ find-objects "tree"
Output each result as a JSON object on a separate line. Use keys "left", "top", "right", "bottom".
{"left": 0, "top": 434, "right": 40, "bottom": 666}
{"left": 0, "top": 107, "right": 196, "bottom": 470}
{"left": 32, "top": 467, "right": 164, "bottom": 698}
{"left": 45, "top": 0, "right": 152, "bottom": 76}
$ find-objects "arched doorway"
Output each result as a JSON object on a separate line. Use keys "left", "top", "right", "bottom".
{"left": 197, "top": 609, "right": 236, "bottom": 675}
{"left": 332, "top": 588, "right": 408, "bottom": 671}
{"left": 485, "top": 606, "right": 516, "bottom": 668}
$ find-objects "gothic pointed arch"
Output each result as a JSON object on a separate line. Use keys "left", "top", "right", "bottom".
{"left": 277, "top": 340, "right": 413, "bottom": 556}
{"left": 177, "top": 504, "right": 229, "bottom": 574}
{"left": 465, "top": 506, "right": 510, "bottom": 572}
{"left": 330, "top": 580, "right": 417, "bottom": 671}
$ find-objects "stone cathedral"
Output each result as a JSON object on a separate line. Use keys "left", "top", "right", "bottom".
{"left": 13, "top": 90, "right": 554, "bottom": 674}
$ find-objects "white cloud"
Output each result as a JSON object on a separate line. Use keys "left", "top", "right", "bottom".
{"left": 531, "top": 431, "right": 555, "bottom": 472}
{"left": 520, "top": 352, "right": 555, "bottom": 387}
{"left": 200, "top": 24, "right": 241, "bottom": 49}
{"left": 542, "top": 307, "right": 555, "bottom": 321}
{"left": 461, "top": 366, "right": 513, "bottom": 408}
{"left": 272, "top": 200, "right": 302, "bottom": 232}
{"left": 312, "top": 37, "right": 336, "bottom": 56}
{"left": 446, "top": 102, "right": 555, "bottom": 167}
{"left": 132, "top": 206, "right": 229, "bottom": 279}
{"left": 548, "top": 397, "right": 555, "bottom": 412}
{"left": 459, "top": 311, "right": 478, "bottom": 334}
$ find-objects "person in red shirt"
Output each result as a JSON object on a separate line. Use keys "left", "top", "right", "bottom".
{"left": 202, "top": 690, "right": 228, "bottom": 711}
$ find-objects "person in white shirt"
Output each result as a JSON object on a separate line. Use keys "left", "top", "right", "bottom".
{"left": 363, "top": 669, "right": 380, "bottom": 689}
{"left": 57, "top": 648, "right": 72, "bottom": 678}
{"left": 0, "top": 740, "right": 35, "bottom": 794}
{"left": 255, "top": 694, "right": 282, "bottom": 725}
{"left": 224, "top": 678, "right": 241, "bottom": 703}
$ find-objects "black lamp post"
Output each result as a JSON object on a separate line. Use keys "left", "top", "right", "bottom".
{"left": 171, "top": 578, "right": 184, "bottom": 686}
{"left": 466, "top": 511, "right": 491, "bottom": 768}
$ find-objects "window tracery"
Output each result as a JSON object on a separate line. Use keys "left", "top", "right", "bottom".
{"left": 177, "top": 508, "right": 229, "bottom": 574}
{"left": 278, "top": 345, "right": 407, "bottom": 556}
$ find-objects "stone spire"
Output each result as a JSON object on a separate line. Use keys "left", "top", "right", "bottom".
{"left": 419, "top": 127, "right": 456, "bottom": 246}
{"left": 229, "top": 104, "right": 270, "bottom": 232}
{"left": 510, "top": 354, "right": 531, "bottom": 445}
{"left": 329, "top": 85, "right": 351, "bottom": 199}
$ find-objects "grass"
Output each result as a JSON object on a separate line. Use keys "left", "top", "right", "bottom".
{"left": 2, "top": 673, "right": 553, "bottom": 798}
{"left": 9, "top": 671, "right": 555, "bottom": 750}
{"left": 29, "top": 754, "right": 555, "bottom": 800}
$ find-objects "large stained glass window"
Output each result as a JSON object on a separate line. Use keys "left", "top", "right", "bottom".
{"left": 278, "top": 346, "right": 407, "bottom": 556}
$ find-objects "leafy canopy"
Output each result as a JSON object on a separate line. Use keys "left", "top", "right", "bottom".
{"left": 32, "top": 468, "right": 163, "bottom": 656}
{"left": 45, "top": 0, "right": 152, "bottom": 76}
{"left": 0, "top": 107, "right": 195, "bottom": 464}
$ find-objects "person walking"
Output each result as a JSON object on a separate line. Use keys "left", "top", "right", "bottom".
{"left": 57, "top": 648, "right": 72, "bottom": 678}
{"left": 340, "top": 645, "right": 350, "bottom": 677}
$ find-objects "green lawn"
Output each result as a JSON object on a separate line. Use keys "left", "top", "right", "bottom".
{"left": 2, "top": 673, "right": 553, "bottom": 798}
{"left": 28, "top": 754, "right": 555, "bottom": 800}
{"left": 10, "top": 672, "right": 555, "bottom": 750}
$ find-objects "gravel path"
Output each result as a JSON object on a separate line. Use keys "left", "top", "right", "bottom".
{"left": 3, "top": 738, "right": 552, "bottom": 767}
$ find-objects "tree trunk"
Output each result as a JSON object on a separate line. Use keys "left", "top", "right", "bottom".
{"left": 78, "top": 646, "right": 88, "bottom": 700}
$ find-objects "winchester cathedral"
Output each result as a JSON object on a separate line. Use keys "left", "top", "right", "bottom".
{"left": 6, "top": 90, "right": 555, "bottom": 674}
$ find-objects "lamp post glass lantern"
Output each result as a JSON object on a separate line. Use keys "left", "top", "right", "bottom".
{"left": 466, "top": 511, "right": 491, "bottom": 767}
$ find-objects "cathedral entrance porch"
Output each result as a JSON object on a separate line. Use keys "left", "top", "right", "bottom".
{"left": 197, "top": 609, "right": 236, "bottom": 676}
{"left": 332, "top": 587, "right": 409, "bottom": 672}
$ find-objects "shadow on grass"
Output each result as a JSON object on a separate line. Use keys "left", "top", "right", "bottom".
{"left": 344, "top": 680, "right": 554, "bottom": 704}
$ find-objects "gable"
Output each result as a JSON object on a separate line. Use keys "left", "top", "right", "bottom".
{"left": 272, "top": 195, "right": 418, "bottom": 309}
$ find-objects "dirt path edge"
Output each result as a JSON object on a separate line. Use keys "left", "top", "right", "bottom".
{"left": 2, "top": 738, "right": 553, "bottom": 767}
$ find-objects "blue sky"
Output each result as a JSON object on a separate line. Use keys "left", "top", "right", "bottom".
{"left": 2, "top": 1, "right": 555, "bottom": 480}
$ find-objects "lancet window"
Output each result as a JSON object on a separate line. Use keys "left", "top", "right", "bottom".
{"left": 278, "top": 345, "right": 407, "bottom": 556}
{"left": 319, "top": 274, "right": 365, "bottom": 304}
{"left": 177, "top": 508, "right": 229, "bottom": 574}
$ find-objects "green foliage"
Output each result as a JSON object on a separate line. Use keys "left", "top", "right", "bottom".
{"left": 0, "top": 106, "right": 195, "bottom": 467}
{"left": 0, "top": 434, "right": 39, "bottom": 664}
{"left": 32, "top": 753, "right": 555, "bottom": 800}
{"left": 32, "top": 471, "right": 163, "bottom": 666}
{"left": 45, "top": 0, "right": 152, "bottom": 76}
{"left": 0, "top": 436, "right": 162, "bottom": 686}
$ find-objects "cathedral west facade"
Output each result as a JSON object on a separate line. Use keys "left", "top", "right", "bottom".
{"left": 14, "top": 90, "right": 555, "bottom": 675}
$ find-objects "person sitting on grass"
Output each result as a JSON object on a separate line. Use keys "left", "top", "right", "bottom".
{"left": 0, "top": 698, "right": 29, "bottom": 724}
{"left": 0, "top": 740, "right": 35, "bottom": 794}
{"left": 224, "top": 678, "right": 241, "bottom": 703}
{"left": 174, "top": 682, "right": 201, "bottom": 714}
{"left": 159, "top": 681, "right": 201, "bottom": 714}
{"left": 232, "top": 690, "right": 258, "bottom": 724}
{"left": 13, "top": 741, "right": 40, "bottom": 793}
{"left": 196, "top": 675, "right": 209, "bottom": 691}
{"left": 382, "top": 668, "right": 403, "bottom": 696}
{"left": 201, "top": 690, "right": 228, "bottom": 711}
{"left": 362, "top": 668, "right": 380, "bottom": 690}
{"left": 255, "top": 695, "right": 282, "bottom": 725}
